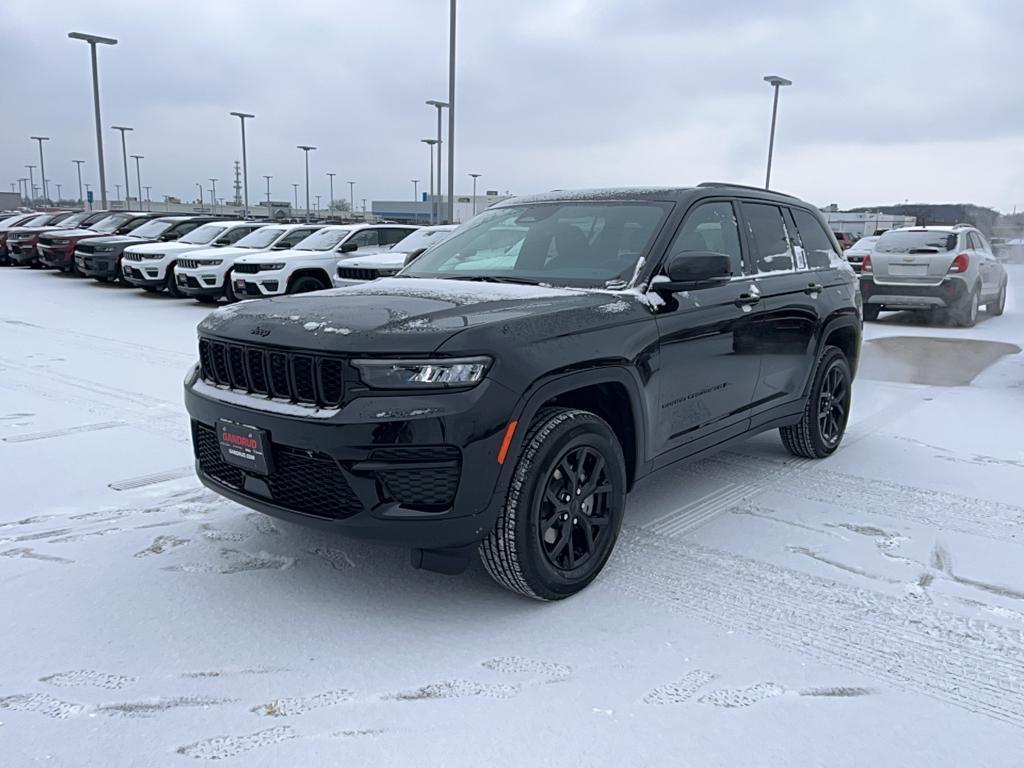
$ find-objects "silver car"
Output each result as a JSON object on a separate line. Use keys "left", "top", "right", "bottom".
{"left": 859, "top": 225, "right": 1008, "bottom": 326}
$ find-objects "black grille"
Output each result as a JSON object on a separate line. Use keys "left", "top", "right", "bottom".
{"left": 76, "top": 242, "right": 97, "bottom": 254}
{"left": 198, "top": 338, "right": 346, "bottom": 408}
{"left": 337, "top": 266, "right": 380, "bottom": 281}
{"left": 234, "top": 263, "right": 262, "bottom": 274}
{"left": 178, "top": 258, "right": 199, "bottom": 269}
{"left": 369, "top": 446, "right": 461, "bottom": 509}
{"left": 192, "top": 423, "right": 362, "bottom": 519}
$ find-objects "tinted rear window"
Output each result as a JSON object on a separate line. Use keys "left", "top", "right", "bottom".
{"left": 876, "top": 231, "right": 957, "bottom": 253}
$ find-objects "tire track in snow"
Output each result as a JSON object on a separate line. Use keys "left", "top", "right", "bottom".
{"left": 609, "top": 526, "right": 1024, "bottom": 728}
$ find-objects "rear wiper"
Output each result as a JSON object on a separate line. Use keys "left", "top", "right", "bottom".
{"left": 444, "top": 274, "right": 541, "bottom": 286}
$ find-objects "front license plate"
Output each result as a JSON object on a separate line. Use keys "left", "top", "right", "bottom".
{"left": 218, "top": 420, "right": 271, "bottom": 475}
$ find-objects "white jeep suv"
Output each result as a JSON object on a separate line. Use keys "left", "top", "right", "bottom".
{"left": 333, "top": 225, "right": 458, "bottom": 287}
{"left": 231, "top": 223, "right": 418, "bottom": 298}
{"left": 122, "top": 220, "right": 263, "bottom": 295}
{"left": 175, "top": 223, "right": 324, "bottom": 303}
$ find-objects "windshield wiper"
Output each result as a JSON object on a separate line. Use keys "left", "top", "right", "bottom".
{"left": 444, "top": 274, "right": 542, "bottom": 286}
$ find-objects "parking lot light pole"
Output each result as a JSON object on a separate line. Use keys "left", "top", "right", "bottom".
{"left": 229, "top": 112, "right": 254, "bottom": 217}
{"left": 411, "top": 179, "right": 419, "bottom": 200}
{"left": 347, "top": 181, "right": 355, "bottom": 217}
{"left": 72, "top": 159, "right": 85, "bottom": 206}
{"left": 209, "top": 179, "right": 218, "bottom": 214}
{"left": 447, "top": 0, "right": 457, "bottom": 224}
{"left": 297, "top": 145, "right": 315, "bottom": 223}
{"left": 143, "top": 185, "right": 151, "bottom": 211}
{"left": 30, "top": 136, "right": 50, "bottom": 203}
{"left": 292, "top": 183, "right": 299, "bottom": 213}
{"left": 131, "top": 155, "right": 143, "bottom": 210}
{"left": 115, "top": 183, "right": 121, "bottom": 202}
{"left": 762, "top": 75, "right": 792, "bottom": 190}
{"left": 469, "top": 173, "right": 481, "bottom": 216}
{"left": 426, "top": 100, "right": 448, "bottom": 223}
{"left": 421, "top": 139, "right": 437, "bottom": 224}
{"left": 263, "top": 175, "right": 272, "bottom": 218}
{"left": 68, "top": 33, "right": 116, "bottom": 210}
{"left": 55, "top": 183, "right": 62, "bottom": 202}
{"left": 196, "top": 182, "right": 203, "bottom": 209}
{"left": 111, "top": 125, "right": 133, "bottom": 202}
{"left": 326, "top": 172, "right": 336, "bottom": 212}
{"left": 25, "top": 165, "right": 36, "bottom": 203}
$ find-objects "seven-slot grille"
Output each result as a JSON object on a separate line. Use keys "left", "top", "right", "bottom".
{"left": 233, "top": 263, "right": 265, "bottom": 274}
{"left": 123, "top": 251, "right": 146, "bottom": 262}
{"left": 337, "top": 265, "right": 381, "bottom": 281}
{"left": 75, "top": 242, "right": 98, "bottom": 254}
{"left": 177, "top": 258, "right": 200, "bottom": 269}
{"left": 198, "top": 338, "right": 346, "bottom": 407}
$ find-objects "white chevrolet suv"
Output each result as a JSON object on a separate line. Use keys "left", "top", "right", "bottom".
{"left": 122, "top": 220, "right": 263, "bottom": 295}
{"left": 175, "top": 223, "right": 324, "bottom": 303}
{"left": 230, "top": 223, "right": 417, "bottom": 298}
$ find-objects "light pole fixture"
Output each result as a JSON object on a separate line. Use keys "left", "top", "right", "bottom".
{"left": 446, "top": 0, "right": 457, "bottom": 223}
{"left": 411, "top": 179, "right": 419, "bottom": 200}
{"left": 421, "top": 139, "right": 437, "bottom": 224}
{"left": 469, "top": 172, "right": 481, "bottom": 216}
{"left": 347, "top": 180, "right": 355, "bottom": 217}
{"left": 229, "top": 111, "right": 254, "bottom": 217}
{"left": 72, "top": 159, "right": 85, "bottom": 206}
{"left": 209, "top": 178, "right": 218, "bottom": 214}
{"left": 763, "top": 75, "right": 792, "bottom": 190}
{"left": 30, "top": 136, "right": 50, "bottom": 203}
{"left": 426, "top": 99, "right": 449, "bottom": 223}
{"left": 326, "top": 172, "right": 336, "bottom": 212}
{"left": 297, "top": 145, "right": 316, "bottom": 223}
{"left": 25, "top": 165, "right": 36, "bottom": 203}
{"left": 131, "top": 155, "right": 143, "bottom": 210}
{"left": 111, "top": 125, "right": 133, "bottom": 202}
{"left": 69, "top": 32, "right": 117, "bottom": 209}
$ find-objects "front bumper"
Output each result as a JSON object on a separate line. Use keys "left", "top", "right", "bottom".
{"left": 184, "top": 371, "right": 518, "bottom": 550}
{"left": 8, "top": 243, "right": 39, "bottom": 264}
{"left": 177, "top": 271, "right": 225, "bottom": 297}
{"left": 234, "top": 275, "right": 284, "bottom": 297}
{"left": 860, "top": 275, "right": 967, "bottom": 309}
{"left": 76, "top": 252, "right": 118, "bottom": 279}
{"left": 37, "top": 244, "right": 74, "bottom": 268}
{"left": 122, "top": 262, "right": 166, "bottom": 288}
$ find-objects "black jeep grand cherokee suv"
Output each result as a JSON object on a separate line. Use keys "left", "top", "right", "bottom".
{"left": 185, "top": 184, "right": 861, "bottom": 599}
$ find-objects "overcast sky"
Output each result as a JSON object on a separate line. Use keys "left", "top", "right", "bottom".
{"left": 4, "top": 0, "right": 1023, "bottom": 211}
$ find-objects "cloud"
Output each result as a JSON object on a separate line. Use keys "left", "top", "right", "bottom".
{"left": 2, "top": 0, "right": 1022, "bottom": 210}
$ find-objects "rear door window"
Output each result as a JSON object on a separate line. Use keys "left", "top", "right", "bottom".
{"left": 351, "top": 229, "right": 381, "bottom": 248}
{"left": 790, "top": 208, "right": 840, "bottom": 269}
{"left": 742, "top": 203, "right": 795, "bottom": 273}
{"left": 382, "top": 228, "right": 414, "bottom": 245}
{"left": 221, "top": 226, "right": 255, "bottom": 245}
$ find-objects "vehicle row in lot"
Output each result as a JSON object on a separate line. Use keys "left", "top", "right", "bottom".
{"left": 0, "top": 209, "right": 460, "bottom": 303}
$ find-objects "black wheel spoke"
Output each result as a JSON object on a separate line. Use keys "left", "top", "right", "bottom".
{"left": 579, "top": 520, "right": 595, "bottom": 553}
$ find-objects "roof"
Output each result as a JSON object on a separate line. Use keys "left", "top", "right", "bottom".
{"left": 495, "top": 183, "right": 804, "bottom": 208}
{"left": 889, "top": 225, "right": 975, "bottom": 233}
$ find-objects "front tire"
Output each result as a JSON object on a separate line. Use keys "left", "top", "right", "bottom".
{"left": 223, "top": 271, "right": 239, "bottom": 303}
{"left": 986, "top": 280, "right": 1007, "bottom": 316}
{"left": 288, "top": 274, "right": 326, "bottom": 294}
{"left": 780, "top": 345, "right": 852, "bottom": 459}
{"left": 165, "top": 264, "right": 184, "bottom": 298}
{"left": 479, "top": 408, "right": 627, "bottom": 601}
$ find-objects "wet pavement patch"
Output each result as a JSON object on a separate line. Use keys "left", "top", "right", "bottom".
{"left": 859, "top": 336, "right": 1021, "bottom": 386}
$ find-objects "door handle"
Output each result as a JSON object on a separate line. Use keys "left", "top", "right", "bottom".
{"left": 735, "top": 292, "right": 761, "bottom": 307}
{"left": 804, "top": 282, "right": 823, "bottom": 295}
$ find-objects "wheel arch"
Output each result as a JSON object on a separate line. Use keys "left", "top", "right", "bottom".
{"left": 816, "top": 312, "right": 862, "bottom": 380}
{"left": 288, "top": 267, "right": 333, "bottom": 291}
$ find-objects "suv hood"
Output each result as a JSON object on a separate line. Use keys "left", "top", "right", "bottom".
{"left": 82, "top": 234, "right": 150, "bottom": 246}
{"left": 47, "top": 227, "right": 108, "bottom": 239}
{"left": 199, "top": 277, "right": 654, "bottom": 354}
{"left": 188, "top": 245, "right": 271, "bottom": 261}
{"left": 236, "top": 248, "right": 321, "bottom": 263}
{"left": 342, "top": 252, "right": 407, "bottom": 269}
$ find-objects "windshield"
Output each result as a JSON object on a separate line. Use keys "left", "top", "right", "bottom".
{"left": 128, "top": 219, "right": 175, "bottom": 239}
{"left": 235, "top": 227, "right": 285, "bottom": 249}
{"left": 849, "top": 237, "right": 878, "bottom": 251}
{"left": 56, "top": 211, "right": 90, "bottom": 228}
{"left": 403, "top": 202, "right": 669, "bottom": 287}
{"left": 292, "top": 228, "right": 351, "bottom": 251}
{"left": 179, "top": 224, "right": 227, "bottom": 244}
{"left": 876, "top": 230, "right": 957, "bottom": 253}
{"left": 392, "top": 227, "right": 456, "bottom": 252}
{"left": 89, "top": 213, "right": 132, "bottom": 234}
{"left": 23, "top": 214, "right": 54, "bottom": 227}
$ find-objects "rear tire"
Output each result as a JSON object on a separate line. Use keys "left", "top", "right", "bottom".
{"left": 780, "top": 345, "right": 852, "bottom": 459}
{"left": 479, "top": 408, "right": 627, "bottom": 601}
{"left": 986, "top": 280, "right": 1007, "bottom": 316}
{"left": 288, "top": 274, "right": 327, "bottom": 294}
{"left": 165, "top": 264, "right": 184, "bottom": 298}
{"left": 862, "top": 305, "right": 880, "bottom": 322}
{"left": 223, "top": 271, "right": 239, "bottom": 303}
{"left": 954, "top": 284, "right": 980, "bottom": 327}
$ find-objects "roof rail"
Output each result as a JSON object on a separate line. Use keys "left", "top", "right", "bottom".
{"left": 697, "top": 181, "right": 798, "bottom": 199}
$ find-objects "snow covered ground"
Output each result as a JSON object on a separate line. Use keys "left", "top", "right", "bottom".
{"left": 1, "top": 267, "right": 1023, "bottom": 766}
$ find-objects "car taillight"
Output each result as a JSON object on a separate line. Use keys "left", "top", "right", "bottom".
{"left": 861, "top": 254, "right": 872, "bottom": 273}
{"left": 948, "top": 253, "right": 969, "bottom": 273}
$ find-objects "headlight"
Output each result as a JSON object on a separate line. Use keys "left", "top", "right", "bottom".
{"left": 49, "top": 239, "right": 69, "bottom": 245}
{"left": 144, "top": 253, "right": 164, "bottom": 260}
{"left": 353, "top": 356, "right": 491, "bottom": 389}
{"left": 94, "top": 246, "right": 113, "bottom": 252}
{"left": 262, "top": 263, "right": 286, "bottom": 270}
{"left": 197, "top": 259, "right": 223, "bottom": 266}
{"left": 377, "top": 268, "right": 401, "bottom": 276}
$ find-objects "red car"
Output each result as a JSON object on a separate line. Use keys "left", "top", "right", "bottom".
{"left": 5, "top": 211, "right": 96, "bottom": 267}
{"left": 1, "top": 213, "right": 44, "bottom": 264}
{"left": 37, "top": 211, "right": 161, "bottom": 273}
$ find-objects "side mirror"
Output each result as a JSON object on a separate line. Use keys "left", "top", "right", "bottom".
{"left": 271, "top": 242, "right": 291, "bottom": 250}
{"left": 338, "top": 241, "right": 358, "bottom": 253}
{"left": 403, "top": 247, "right": 427, "bottom": 267}
{"left": 657, "top": 251, "right": 733, "bottom": 291}
{"left": 160, "top": 232, "right": 179, "bottom": 241}
{"left": 213, "top": 238, "right": 231, "bottom": 247}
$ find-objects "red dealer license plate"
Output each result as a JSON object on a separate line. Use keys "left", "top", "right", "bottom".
{"left": 218, "top": 420, "right": 271, "bottom": 475}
